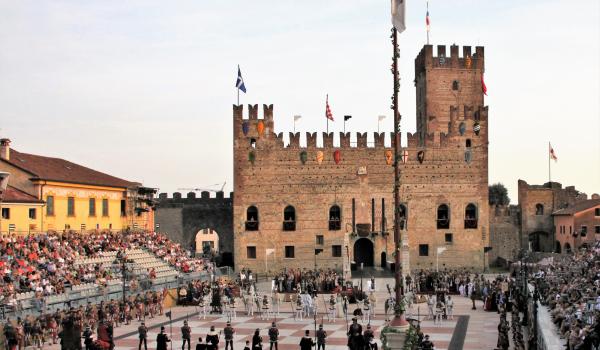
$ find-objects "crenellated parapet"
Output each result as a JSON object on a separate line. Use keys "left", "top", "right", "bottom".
{"left": 415, "top": 44, "right": 484, "bottom": 75}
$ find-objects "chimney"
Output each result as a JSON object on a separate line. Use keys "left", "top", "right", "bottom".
{"left": 0, "top": 139, "right": 10, "bottom": 161}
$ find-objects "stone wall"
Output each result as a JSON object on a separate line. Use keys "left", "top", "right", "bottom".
{"left": 155, "top": 191, "right": 234, "bottom": 266}
{"left": 489, "top": 205, "right": 520, "bottom": 266}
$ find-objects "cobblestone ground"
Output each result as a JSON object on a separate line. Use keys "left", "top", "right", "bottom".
{"left": 44, "top": 277, "right": 501, "bottom": 350}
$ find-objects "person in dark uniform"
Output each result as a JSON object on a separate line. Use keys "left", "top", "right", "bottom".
{"left": 82, "top": 326, "right": 93, "bottom": 350}
{"left": 420, "top": 335, "right": 434, "bottom": 350}
{"left": 347, "top": 318, "right": 363, "bottom": 350}
{"left": 363, "top": 325, "right": 376, "bottom": 350}
{"left": 252, "top": 329, "right": 263, "bottom": 350}
{"left": 299, "top": 330, "right": 314, "bottom": 350}
{"left": 243, "top": 340, "right": 250, "bottom": 350}
{"left": 138, "top": 322, "right": 148, "bottom": 350}
{"left": 206, "top": 326, "right": 220, "bottom": 350}
{"left": 224, "top": 321, "right": 235, "bottom": 350}
{"left": 157, "top": 326, "right": 171, "bottom": 350}
{"left": 316, "top": 324, "right": 327, "bottom": 350}
{"left": 268, "top": 322, "right": 279, "bottom": 350}
{"left": 196, "top": 337, "right": 206, "bottom": 350}
{"left": 182, "top": 320, "right": 192, "bottom": 350}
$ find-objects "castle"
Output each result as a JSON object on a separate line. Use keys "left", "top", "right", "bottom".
{"left": 232, "top": 44, "right": 490, "bottom": 274}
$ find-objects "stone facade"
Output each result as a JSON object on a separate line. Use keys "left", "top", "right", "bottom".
{"left": 488, "top": 205, "right": 520, "bottom": 266}
{"left": 233, "top": 44, "right": 490, "bottom": 274}
{"left": 155, "top": 191, "right": 234, "bottom": 266}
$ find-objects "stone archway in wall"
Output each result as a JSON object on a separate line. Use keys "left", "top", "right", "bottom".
{"left": 195, "top": 228, "right": 220, "bottom": 256}
{"left": 354, "top": 238, "right": 374, "bottom": 267}
{"left": 529, "top": 231, "right": 549, "bottom": 252}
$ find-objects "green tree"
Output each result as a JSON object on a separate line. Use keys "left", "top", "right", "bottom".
{"left": 489, "top": 183, "right": 510, "bottom": 205}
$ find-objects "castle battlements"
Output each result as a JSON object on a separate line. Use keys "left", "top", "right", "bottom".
{"left": 415, "top": 44, "right": 484, "bottom": 74}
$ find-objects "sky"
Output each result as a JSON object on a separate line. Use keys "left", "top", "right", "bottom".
{"left": 0, "top": 0, "right": 599, "bottom": 202}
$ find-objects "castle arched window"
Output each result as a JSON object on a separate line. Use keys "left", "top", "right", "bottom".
{"left": 437, "top": 204, "right": 450, "bottom": 229}
{"left": 466, "top": 139, "right": 472, "bottom": 148}
{"left": 250, "top": 138, "right": 256, "bottom": 148}
{"left": 283, "top": 205, "right": 296, "bottom": 231}
{"left": 535, "top": 203, "right": 544, "bottom": 215}
{"left": 399, "top": 204, "right": 408, "bottom": 230}
{"left": 329, "top": 205, "right": 341, "bottom": 231}
{"left": 452, "top": 80, "right": 460, "bottom": 91}
{"left": 465, "top": 203, "right": 478, "bottom": 229}
{"left": 245, "top": 206, "right": 259, "bottom": 231}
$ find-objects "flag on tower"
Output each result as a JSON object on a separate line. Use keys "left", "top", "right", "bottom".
{"left": 344, "top": 115, "right": 352, "bottom": 121}
{"left": 549, "top": 143, "right": 558, "bottom": 162}
{"left": 481, "top": 74, "right": 488, "bottom": 96}
{"left": 391, "top": 0, "right": 406, "bottom": 33}
{"left": 236, "top": 65, "right": 246, "bottom": 93}
{"left": 325, "top": 95, "right": 334, "bottom": 121}
{"left": 426, "top": 7, "right": 430, "bottom": 32}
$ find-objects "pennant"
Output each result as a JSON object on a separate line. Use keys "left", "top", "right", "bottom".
{"left": 481, "top": 73, "right": 488, "bottom": 95}
{"left": 378, "top": 115, "right": 386, "bottom": 122}
{"left": 333, "top": 150, "right": 341, "bottom": 164}
{"left": 316, "top": 151, "right": 324, "bottom": 164}
{"left": 473, "top": 122, "right": 481, "bottom": 136}
{"left": 242, "top": 121, "right": 249, "bottom": 136}
{"left": 300, "top": 151, "right": 307, "bottom": 165}
{"left": 325, "top": 95, "right": 334, "bottom": 121}
{"left": 417, "top": 150, "right": 425, "bottom": 164}
{"left": 248, "top": 151, "right": 256, "bottom": 164}
{"left": 257, "top": 120, "right": 265, "bottom": 136}
{"left": 391, "top": 0, "right": 406, "bottom": 33}
{"left": 315, "top": 249, "right": 323, "bottom": 255}
{"left": 266, "top": 248, "right": 275, "bottom": 256}
{"left": 437, "top": 247, "right": 447, "bottom": 254}
{"left": 549, "top": 143, "right": 558, "bottom": 162}
{"left": 236, "top": 65, "right": 246, "bottom": 93}
{"left": 465, "top": 150, "right": 472, "bottom": 164}
{"left": 465, "top": 55, "right": 472, "bottom": 69}
{"left": 426, "top": 8, "right": 430, "bottom": 32}
{"left": 385, "top": 150, "right": 393, "bottom": 165}
{"left": 401, "top": 150, "right": 409, "bottom": 164}
{"left": 459, "top": 122, "right": 466, "bottom": 136}
{"left": 165, "top": 311, "right": 172, "bottom": 319}
{"left": 294, "top": 115, "right": 302, "bottom": 122}
{"left": 344, "top": 115, "right": 352, "bottom": 121}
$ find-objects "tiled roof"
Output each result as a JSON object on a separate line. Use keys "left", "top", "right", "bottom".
{"left": 3, "top": 149, "right": 138, "bottom": 189}
{"left": 2, "top": 186, "right": 44, "bottom": 203}
{"left": 552, "top": 199, "right": 600, "bottom": 216}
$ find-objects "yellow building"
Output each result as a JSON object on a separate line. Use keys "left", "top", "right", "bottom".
{"left": 0, "top": 138, "right": 155, "bottom": 235}
{"left": 0, "top": 186, "right": 45, "bottom": 234}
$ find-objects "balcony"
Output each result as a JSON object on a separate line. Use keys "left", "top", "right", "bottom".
{"left": 464, "top": 218, "right": 478, "bottom": 229}
{"left": 245, "top": 221, "right": 259, "bottom": 231}
{"left": 329, "top": 218, "right": 341, "bottom": 231}
{"left": 283, "top": 220, "right": 296, "bottom": 231}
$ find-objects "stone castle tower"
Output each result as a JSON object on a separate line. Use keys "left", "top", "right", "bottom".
{"left": 232, "top": 44, "right": 489, "bottom": 274}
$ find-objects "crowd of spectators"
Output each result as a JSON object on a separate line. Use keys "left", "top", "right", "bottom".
{"left": 271, "top": 268, "right": 342, "bottom": 293}
{"left": 0, "top": 231, "right": 214, "bottom": 306}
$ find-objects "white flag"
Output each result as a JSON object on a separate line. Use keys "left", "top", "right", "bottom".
{"left": 391, "top": 0, "right": 406, "bottom": 33}
{"left": 437, "top": 246, "right": 447, "bottom": 255}
{"left": 294, "top": 115, "right": 302, "bottom": 122}
{"left": 266, "top": 248, "right": 275, "bottom": 256}
{"left": 378, "top": 115, "right": 386, "bottom": 122}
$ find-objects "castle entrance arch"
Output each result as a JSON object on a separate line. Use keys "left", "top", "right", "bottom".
{"left": 195, "top": 228, "right": 220, "bottom": 256}
{"left": 353, "top": 238, "right": 374, "bottom": 267}
{"left": 529, "top": 231, "right": 548, "bottom": 252}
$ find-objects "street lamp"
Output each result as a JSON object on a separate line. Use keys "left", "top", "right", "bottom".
{"left": 114, "top": 250, "right": 129, "bottom": 304}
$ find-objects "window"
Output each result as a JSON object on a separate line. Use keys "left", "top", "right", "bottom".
{"left": 283, "top": 205, "right": 296, "bottom": 231}
{"left": 595, "top": 226, "right": 600, "bottom": 234}
{"left": 332, "top": 245, "right": 342, "bottom": 257}
{"left": 46, "top": 196, "right": 54, "bottom": 216}
{"left": 285, "top": 246, "right": 295, "bottom": 258}
{"left": 581, "top": 226, "right": 588, "bottom": 237}
{"left": 102, "top": 199, "right": 109, "bottom": 216}
{"left": 437, "top": 204, "right": 450, "bottom": 229}
{"left": 445, "top": 233, "right": 453, "bottom": 244}
{"left": 28, "top": 208, "right": 36, "bottom": 220}
{"left": 120, "top": 200, "right": 126, "bottom": 217}
{"left": 316, "top": 235, "right": 324, "bottom": 245}
{"left": 399, "top": 204, "right": 408, "bottom": 230}
{"left": 419, "top": 244, "right": 429, "bottom": 256}
{"left": 329, "top": 205, "right": 341, "bottom": 230}
{"left": 64, "top": 224, "right": 71, "bottom": 230}
{"left": 466, "top": 139, "right": 472, "bottom": 148}
{"left": 452, "top": 80, "right": 459, "bottom": 91}
{"left": 250, "top": 138, "right": 256, "bottom": 148}
{"left": 80, "top": 224, "right": 86, "bottom": 231}
{"left": 89, "top": 198, "right": 96, "bottom": 216}
{"left": 595, "top": 208, "right": 600, "bottom": 216}
{"left": 245, "top": 206, "right": 259, "bottom": 231}
{"left": 1, "top": 208, "right": 9, "bottom": 219}
{"left": 247, "top": 246, "right": 257, "bottom": 259}
{"left": 535, "top": 203, "right": 544, "bottom": 215}
{"left": 67, "top": 197, "right": 75, "bottom": 216}
{"left": 465, "top": 203, "right": 478, "bottom": 229}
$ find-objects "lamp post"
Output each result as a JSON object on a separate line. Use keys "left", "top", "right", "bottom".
{"left": 115, "top": 250, "right": 128, "bottom": 304}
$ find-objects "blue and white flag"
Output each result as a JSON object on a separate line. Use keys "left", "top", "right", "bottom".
{"left": 236, "top": 65, "right": 246, "bottom": 93}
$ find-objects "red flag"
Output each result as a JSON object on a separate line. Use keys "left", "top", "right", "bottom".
{"left": 325, "top": 94, "right": 334, "bottom": 121}
{"left": 549, "top": 143, "right": 558, "bottom": 162}
{"left": 481, "top": 74, "right": 488, "bottom": 96}
{"left": 426, "top": 10, "right": 430, "bottom": 31}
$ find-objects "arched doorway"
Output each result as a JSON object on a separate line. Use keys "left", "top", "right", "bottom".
{"left": 564, "top": 242, "right": 572, "bottom": 254}
{"left": 354, "top": 238, "right": 374, "bottom": 267}
{"left": 529, "top": 231, "right": 549, "bottom": 252}
{"left": 555, "top": 241, "right": 562, "bottom": 254}
{"left": 380, "top": 252, "right": 387, "bottom": 268}
{"left": 195, "top": 228, "right": 220, "bottom": 256}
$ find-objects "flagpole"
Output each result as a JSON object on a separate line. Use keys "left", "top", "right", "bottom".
{"left": 326, "top": 95, "right": 329, "bottom": 134}
{"left": 426, "top": 1, "right": 430, "bottom": 45}
{"left": 391, "top": 25, "right": 407, "bottom": 328}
